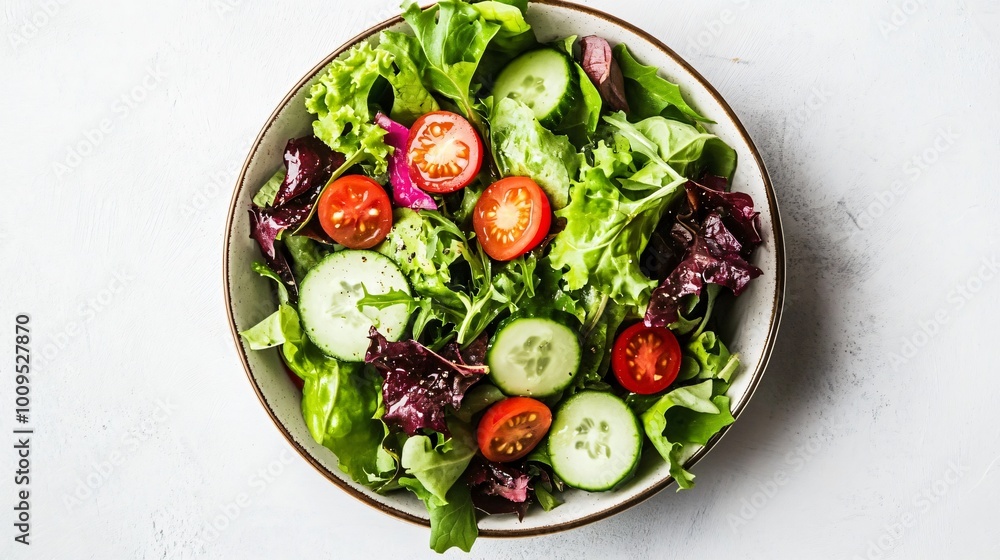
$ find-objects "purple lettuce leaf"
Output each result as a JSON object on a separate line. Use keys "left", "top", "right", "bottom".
{"left": 644, "top": 213, "right": 762, "bottom": 328}
{"left": 365, "top": 328, "right": 488, "bottom": 436}
{"left": 465, "top": 458, "right": 532, "bottom": 520}
{"left": 375, "top": 112, "right": 437, "bottom": 210}
{"left": 248, "top": 136, "right": 343, "bottom": 293}
{"left": 580, "top": 35, "right": 629, "bottom": 113}
{"left": 685, "top": 177, "right": 762, "bottom": 255}
{"left": 271, "top": 137, "right": 341, "bottom": 207}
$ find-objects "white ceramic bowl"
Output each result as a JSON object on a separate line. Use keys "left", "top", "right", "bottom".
{"left": 224, "top": 0, "right": 784, "bottom": 537}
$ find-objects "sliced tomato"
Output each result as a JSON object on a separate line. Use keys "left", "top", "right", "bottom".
{"left": 317, "top": 175, "right": 393, "bottom": 249}
{"left": 406, "top": 111, "right": 483, "bottom": 193}
{"left": 472, "top": 177, "right": 551, "bottom": 261}
{"left": 611, "top": 323, "right": 682, "bottom": 395}
{"left": 477, "top": 397, "right": 552, "bottom": 462}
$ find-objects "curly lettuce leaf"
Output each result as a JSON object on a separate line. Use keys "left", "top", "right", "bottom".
{"left": 614, "top": 43, "right": 711, "bottom": 124}
{"left": 640, "top": 380, "right": 734, "bottom": 489}
{"left": 252, "top": 169, "right": 285, "bottom": 208}
{"left": 548, "top": 159, "right": 685, "bottom": 309}
{"left": 490, "top": 96, "right": 579, "bottom": 208}
{"left": 305, "top": 42, "right": 392, "bottom": 175}
{"left": 401, "top": 421, "right": 477, "bottom": 503}
{"left": 687, "top": 330, "right": 740, "bottom": 383}
{"left": 400, "top": 478, "right": 478, "bottom": 553}
{"left": 402, "top": 0, "right": 500, "bottom": 127}
{"left": 376, "top": 31, "right": 440, "bottom": 126}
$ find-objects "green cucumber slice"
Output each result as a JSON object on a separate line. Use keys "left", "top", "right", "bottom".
{"left": 548, "top": 391, "right": 642, "bottom": 491}
{"left": 298, "top": 250, "right": 410, "bottom": 362}
{"left": 492, "top": 48, "right": 578, "bottom": 127}
{"left": 487, "top": 316, "right": 581, "bottom": 398}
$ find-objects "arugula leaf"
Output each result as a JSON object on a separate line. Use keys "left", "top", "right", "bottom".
{"left": 305, "top": 42, "right": 392, "bottom": 175}
{"left": 377, "top": 31, "right": 441, "bottom": 126}
{"left": 490, "top": 96, "right": 580, "bottom": 208}
{"left": 639, "top": 380, "right": 734, "bottom": 489}
{"left": 401, "top": 421, "right": 477, "bottom": 503}
{"left": 614, "top": 43, "right": 712, "bottom": 124}
{"left": 400, "top": 478, "right": 479, "bottom": 553}
{"left": 402, "top": 0, "right": 500, "bottom": 128}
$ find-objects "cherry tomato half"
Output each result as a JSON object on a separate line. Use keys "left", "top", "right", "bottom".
{"left": 477, "top": 397, "right": 552, "bottom": 462}
{"left": 472, "top": 177, "right": 552, "bottom": 261}
{"left": 406, "top": 111, "right": 483, "bottom": 193}
{"left": 611, "top": 323, "right": 682, "bottom": 395}
{"left": 317, "top": 175, "right": 393, "bottom": 249}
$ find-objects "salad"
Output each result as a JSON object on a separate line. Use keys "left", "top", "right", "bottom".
{"left": 240, "top": 0, "right": 763, "bottom": 553}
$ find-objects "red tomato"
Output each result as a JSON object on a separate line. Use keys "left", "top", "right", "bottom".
{"left": 317, "top": 175, "right": 393, "bottom": 249}
{"left": 406, "top": 111, "right": 483, "bottom": 193}
{"left": 611, "top": 323, "right": 682, "bottom": 395}
{"left": 472, "top": 177, "right": 552, "bottom": 261}
{"left": 477, "top": 397, "right": 552, "bottom": 462}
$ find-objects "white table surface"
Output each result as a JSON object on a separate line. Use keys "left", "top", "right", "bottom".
{"left": 3, "top": 0, "right": 998, "bottom": 558}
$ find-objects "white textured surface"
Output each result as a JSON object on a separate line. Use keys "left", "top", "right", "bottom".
{"left": 1, "top": 0, "right": 998, "bottom": 558}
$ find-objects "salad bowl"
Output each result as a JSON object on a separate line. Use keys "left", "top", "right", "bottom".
{"left": 224, "top": 0, "right": 784, "bottom": 538}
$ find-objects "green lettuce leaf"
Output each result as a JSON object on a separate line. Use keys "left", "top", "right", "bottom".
{"left": 302, "top": 361, "right": 391, "bottom": 485}
{"left": 473, "top": 1, "right": 536, "bottom": 57}
{"left": 614, "top": 44, "right": 711, "bottom": 124}
{"left": 688, "top": 330, "right": 741, "bottom": 383}
{"left": 489, "top": 96, "right": 579, "bottom": 208}
{"left": 252, "top": 169, "right": 285, "bottom": 208}
{"left": 284, "top": 235, "right": 331, "bottom": 281}
{"left": 640, "top": 380, "right": 735, "bottom": 489}
{"left": 550, "top": 36, "right": 604, "bottom": 146}
{"left": 400, "top": 478, "right": 479, "bottom": 553}
{"left": 576, "top": 295, "right": 630, "bottom": 388}
{"left": 605, "top": 112, "right": 736, "bottom": 184}
{"left": 548, "top": 157, "right": 685, "bottom": 309}
{"left": 400, "top": 421, "right": 477, "bottom": 503}
{"left": 305, "top": 42, "right": 391, "bottom": 175}
{"left": 402, "top": 0, "right": 500, "bottom": 127}
{"left": 377, "top": 31, "right": 440, "bottom": 126}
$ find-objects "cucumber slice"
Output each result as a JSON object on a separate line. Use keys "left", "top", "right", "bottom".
{"left": 487, "top": 316, "right": 581, "bottom": 397}
{"left": 492, "top": 48, "right": 578, "bottom": 127}
{"left": 548, "top": 391, "right": 642, "bottom": 491}
{"left": 298, "top": 250, "right": 410, "bottom": 362}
